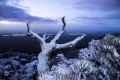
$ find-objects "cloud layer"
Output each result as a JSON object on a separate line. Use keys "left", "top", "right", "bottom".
{"left": 0, "top": 0, "right": 56, "bottom": 23}
{"left": 72, "top": 0, "right": 120, "bottom": 10}
{"left": 0, "top": 0, "right": 120, "bottom": 30}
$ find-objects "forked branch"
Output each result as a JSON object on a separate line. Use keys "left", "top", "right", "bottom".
{"left": 26, "top": 21, "right": 46, "bottom": 46}
{"left": 42, "top": 33, "right": 50, "bottom": 40}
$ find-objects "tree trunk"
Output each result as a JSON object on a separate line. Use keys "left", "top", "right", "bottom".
{"left": 37, "top": 50, "right": 49, "bottom": 74}
{"left": 37, "top": 44, "right": 55, "bottom": 74}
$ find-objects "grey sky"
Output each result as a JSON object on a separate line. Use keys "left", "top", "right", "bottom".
{"left": 0, "top": 0, "right": 120, "bottom": 34}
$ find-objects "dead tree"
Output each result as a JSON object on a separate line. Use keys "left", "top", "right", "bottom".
{"left": 26, "top": 17, "right": 86, "bottom": 78}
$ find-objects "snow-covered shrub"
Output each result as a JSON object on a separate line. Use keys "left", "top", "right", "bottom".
{"left": 0, "top": 54, "right": 38, "bottom": 80}
{"left": 39, "top": 54, "right": 96, "bottom": 80}
{"left": 79, "top": 40, "right": 102, "bottom": 60}
{"left": 103, "top": 34, "right": 116, "bottom": 45}
{"left": 69, "top": 59, "right": 96, "bottom": 80}
{"left": 70, "top": 59, "right": 95, "bottom": 74}
{"left": 103, "top": 34, "right": 120, "bottom": 46}
{"left": 78, "top": 34, "right": 120, "bottom": 80}
{"left": 101, "top": 35, "right": 120, "bottom": 65}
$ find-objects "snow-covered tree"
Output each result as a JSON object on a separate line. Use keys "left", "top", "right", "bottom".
{"left": 26, "top": 17, "right": 86, "bottom": 79}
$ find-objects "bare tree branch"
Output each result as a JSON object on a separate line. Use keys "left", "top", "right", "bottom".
{"left": 50, "top": 16, "right": 66, "bottom": 43}
{"left": 45, "top": 36, "right": 50, "bottom": 40}
{"left": 61, "top": 16, "right": 66, "bottom": 30}
{"left": 42, "top": 33, "right": 47, "bottom": 40}
{"left": 26, "top": 21, "right": 46, "bottom": 46}
{"left": 26, "top": 21, "right": 32, "bottom": 35}
{"left": 56, "top": 34, "right": 86, "bottom": 49}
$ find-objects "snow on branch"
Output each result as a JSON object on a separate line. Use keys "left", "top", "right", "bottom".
{"left": 26, "top": 17, "right": 86, "bottom": 48}
{"left": 42, "top": 33, "right": 50, "bottom": 41}
{"left": 56, "top": 34, "right": 86, "bottom": 49}
{"left": 26, "top": 21, "right": 46, "bottom": 46}
{"left": 50, "top": 16, "right": 66, "bottom": 43}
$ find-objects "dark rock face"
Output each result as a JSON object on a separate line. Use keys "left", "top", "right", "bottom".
{"left": 0, "top": 53, "right": 38, "bottom": 80}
